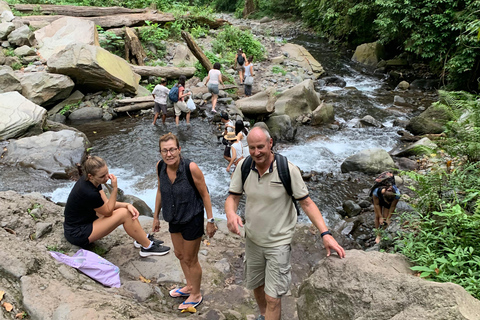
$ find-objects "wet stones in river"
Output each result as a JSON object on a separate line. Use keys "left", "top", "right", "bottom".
{"left": 342, "top": 200, "right": 362, "bottom": 217}
{"left": 340, "top": 148, "right": 395, "bottom": 175}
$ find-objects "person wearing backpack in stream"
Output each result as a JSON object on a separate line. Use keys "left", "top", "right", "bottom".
{"left": 370, "top": 172, "right": 400, "bottom": 244}
{"left": 170, "top": 75, "right": 192, "bottom": 126}
{"left": 225, "top": 126, "right": 345, "bottom": 320}
{"left": 235, "top": 48, "right": 247, "bottom": 84}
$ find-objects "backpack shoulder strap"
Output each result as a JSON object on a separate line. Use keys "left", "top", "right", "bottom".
{"left": 275, "top": 153, "right": 300, "bottom": 215}
{"left": 275, "top": 153, "right": 292, "bottom": 196}
{"left": 241, "top": 156, "right": 253, "bottom": 189}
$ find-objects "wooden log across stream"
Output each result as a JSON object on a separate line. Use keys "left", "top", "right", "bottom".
{"left": 13, "top": 4, "right": 147, "bottom": 17}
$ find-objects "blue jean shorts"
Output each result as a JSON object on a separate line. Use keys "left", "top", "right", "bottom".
{"left": 207, "top": 83, "right": 219, "bottom": 95}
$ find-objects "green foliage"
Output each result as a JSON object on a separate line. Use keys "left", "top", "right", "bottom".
{"left": 96, "top": 26, "right": 124, "bottom": 56}
{"left": 396, "top": 163, "right": 480, "bottom": 299}
{"left": 59, "top": 102, "right": 80, "bottom": 115}
{"left": 212, "top": 25, "right": 265, "bottom": 62}
{"left": 11, "top": 62, "right": 23, "bottom": 70}
{"left": 46, "top": 245, "right": 65, "bottom": 253}
{"left": 434, "top": 91, "right": 480, "bottom": 161}
{"left": 193, "top": 51, "right": 234, "bottom": 83}
{"left": 272, "top": 65, "right": 287, "bottom": 76}
{"left": 3, "top": 48, "right": 15, "bottom": 57}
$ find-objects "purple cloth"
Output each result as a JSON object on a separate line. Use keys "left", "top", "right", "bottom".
{"left": 50, "top": 249, "right": 121, "bottom": 288}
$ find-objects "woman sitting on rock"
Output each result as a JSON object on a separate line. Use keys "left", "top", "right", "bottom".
{"left": 63, "top": 156, "right": 170, "bottom": 257}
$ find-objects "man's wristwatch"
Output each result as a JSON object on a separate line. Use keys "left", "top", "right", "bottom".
{"left": 207, "top": 218, "right": 215, "bottom": 223}
{"left": 320, "top": 230, "right": 332, "bottom": 237}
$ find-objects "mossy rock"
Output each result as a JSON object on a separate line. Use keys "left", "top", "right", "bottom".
{"left": 406, "top": 103, "right": 454, "bottom": 135}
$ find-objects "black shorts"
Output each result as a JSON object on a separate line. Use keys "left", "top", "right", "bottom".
{"left": 154, "top": 102, "right": 167, "bottom": 114}
{"left": 169, "top": 213, "right": 204, "bottom": 241}
{"left": 64, "top": 223, "right": 93, "bottom": 248}
{"left": 224, "top": 145, "right": 231, "bottom": 157}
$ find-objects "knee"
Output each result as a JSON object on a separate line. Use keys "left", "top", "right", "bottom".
{"left": 182, "top": 255, "right": 198, "bottom": 267}
{"left": 114, "top": 208, "right": 130, "bottom": 221}
{"left": 265, "top": 295, "right": 281, "bottom": 309}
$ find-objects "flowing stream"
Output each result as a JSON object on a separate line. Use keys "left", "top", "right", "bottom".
{"left": 1, "top": 35, "right": 433, "bottom": 227}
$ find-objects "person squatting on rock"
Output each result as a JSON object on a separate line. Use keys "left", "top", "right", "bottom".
{"left": 243, "top": 56, "right": 254, "bottom": 96}
{"left": 174, "top": 75, "right": 192, "bottom": 126}
{"left": 151, "top": 78, "right": 170, "bottom": 125}
{"left": 63, "top": 156, "right": 170, "bottom": 257}
{"left": 235, "top": 48, "right": 247, "bottom": 84}
{"left": 372, "top": 185, "right": 400, "bottom": 243}
{"left": 221, "top": 112, "right": 235, "bottom": 163}
{"left": 204, "top": 62, "right": 224, "bottom": 113}
{"left": 225, "top": 127, "right": 346, "bottom": 320}
{"left": 153, "top": 133, "right": 216, "bottom": 310}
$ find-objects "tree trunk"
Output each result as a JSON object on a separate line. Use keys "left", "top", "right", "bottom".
{"left": 181, "top": 15, "right": 231, "bottom": 29}
{"left": 235, "top": 87, "right": 276, "bottom": 115}
{"left": 114, "top": 101, "right": 154, "bottom": 112}
{"left": 13, "top": 4, "right": 147, "bottom": 17}
{"left": 19, "top": 12, "right": 175, "bottom": 29}
{"left": 130, "top": 65, "right": 196, "bottom": 79}
{"left": 243, "top": 0, "right": 256, "bottom": 18}
{"left": 181, "top": 31, "right": 229, "bottom": 82}
{"left": 124, "top": 27, "right": 146, "bottom": 66}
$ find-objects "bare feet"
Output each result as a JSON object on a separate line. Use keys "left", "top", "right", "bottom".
{"left": 375, "top": 235, "right": 381, "bottom": 244}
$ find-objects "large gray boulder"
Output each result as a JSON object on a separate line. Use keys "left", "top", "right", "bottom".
{"left": 1, "top": 129, "right": 87, "bottom": 178}
{"left": 280, "top": 43, "right": 324, "bottom": 78}
{"left": 390, "top": 137, "right": 438, "bottom": 157}
{"left": 0, "top": 91, "right": 46, "bottom": 140}
{"left": 47, "top": 90, "right": 84, "bottom": 116}
{"left": 47, "top": 43, "right": 140, "bottom": 95}
{"left": 0, "top": 21, "right": 14, "bottom": 40}
{"left": 0, "top": 65, "right": 22, "bottom": 93}
{"left": 35, "top": 17, "right": 99, "bottom": 60}
{"left": 352, "top": 41, "right": 385, "bottom": 67}
{"left": 265, "top": 114, "right": 296, "bottom": 142}
{"left": 171, "top": 43, "right": 198, "bottom": 68}
{"left": 15, "top": 72, "right": 75, "bottom": 107}
{"left": 406, "top": 104, "right": 454, "bottom": 135}
{"left": 311, "top": 102, "right": 334, "bottom": 126}
{"left": 69, "top": 106, "right": 103, "bottom": 121}
{"left": 235, "top": 87, "right": 276, "bottom": 116}
{"left": 274, "top": 79, "right": 320, "bottom": 120}
{"left": 341, "top": 148, "right": 396, "bottom": 174}
{"left": 298, "top": 250, "right": 480, "bottom": 320}
{"left": 7, "top": 24, "right": 35, "bottom": 47}
{"left": 0, "top": 1, "right": 13, "bottom": 23}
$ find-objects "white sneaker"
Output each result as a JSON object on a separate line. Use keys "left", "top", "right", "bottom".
{"left": 134, "top": 234, "right": 164, "bottom": 248}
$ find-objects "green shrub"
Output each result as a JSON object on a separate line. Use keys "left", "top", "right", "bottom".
{"left": 395, "top": 163, "right": 480, "bottom": 299}
{"left": 272, "top": 65, "right": 287, "bottom": 76}
{"left": 212, "top": 25, "right": 265, "bottom": 62}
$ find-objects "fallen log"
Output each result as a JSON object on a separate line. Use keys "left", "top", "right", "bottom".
{"left": 181, "top": 30, "right": 229, "bottom": 82}
{"left": 116, "top": 96, "right": 153, "bottom": 106}
{"left": 181, "top": 15, "right": 231, "bottom": 29}
{"left": 130, "top": 65, "right": 196, "bottom": 78}
{"left": 19, "top": 12, "right": 175, "bottom": 29}
{"left": 235, "top": 87, "right": 277, "bottom": 115}
{"left": 114, "top": 101, "right": 154, "bottom": 112}
{"left": 125, "top": 27, "right": 146, "bottom": 66}
{"left": 13, "top": 4, "right": 147, "bottom": 17}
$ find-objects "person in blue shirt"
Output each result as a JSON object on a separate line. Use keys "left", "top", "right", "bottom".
{"left": 372, "top": 185, "right": 400, "bottom": 243}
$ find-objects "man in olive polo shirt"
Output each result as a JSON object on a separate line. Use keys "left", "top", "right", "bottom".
{"left": 225, "top": 127, "right": 345, "bottom": 320}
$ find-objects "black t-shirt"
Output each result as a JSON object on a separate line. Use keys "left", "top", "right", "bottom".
{"left": 64, "top": 178, "right": 104, "bottom": 229}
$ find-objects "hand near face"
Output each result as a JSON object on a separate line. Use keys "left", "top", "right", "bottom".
{"left": 109, "top": 174, "right": 118, "bottom": 188}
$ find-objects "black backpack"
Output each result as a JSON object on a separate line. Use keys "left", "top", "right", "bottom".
{"left": 158, "top": 158, "right": 206, "bottom": 200}
{"left": 237, "top": 54, "right": 245, "bottom": 65}
{"left": 369, "top": 171, "right": 396, "bottom": 197}
{"left": 241, "top": 154, "right": 300, "bottom": 215}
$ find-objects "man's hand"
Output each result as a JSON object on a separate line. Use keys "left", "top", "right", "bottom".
{"left": 226, "top": 213, "right": 243, "bottom": 236}
{"left": 127, "top": 204, "right": 140, "bottom": 219}
{"left": 323, "top": 235, "right": 346, "bottom": 258}
{"left": 152, "top": 217, "right": 160, "bottom": 233}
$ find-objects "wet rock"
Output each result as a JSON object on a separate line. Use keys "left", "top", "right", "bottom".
{"left": 341, "top": 148, "right": 396, "bottom": 175}
{"left": 342, "top": 200, "right": 362, "bottom": 217}
{"left": 396, "top": 80, "right": 409, "bottom": 90}
{"left": 322, "top": 76, "right": 346, "bottom": 87}
{"left": 359, "top": 115, "right": 383, "bottom": 128}
{"left": 394, "top": 157, "right": 418, "bottom": 171}
{"left": 410, "top": 79, "right": 440, "bottom": 91}
{"left": 390, "top": 137, "right": 438, "bottom": 157}
{"left": 274, "top": 79, "right": 320, "bottom": 120}
{"left": 265, "top": 114, "right": 296, "bottom": 142}
{"left": 69, "top": 107, "right": 103, "bottom": 121}
{"left": 352, "top": 41, "right": 384, "bottom": 67}
{"left": 311, "top": 102, "right": 334, "bottom": 126}
{"left": 406, "top": 103, "right": 453, "bottom": 135}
